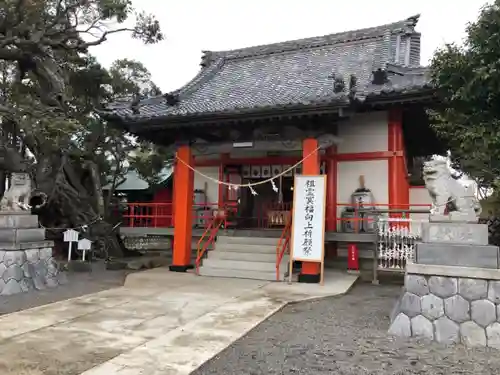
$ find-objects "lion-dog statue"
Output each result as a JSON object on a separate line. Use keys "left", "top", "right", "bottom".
{"left": 422, "top": 157, "right": 481, "bottom": 221}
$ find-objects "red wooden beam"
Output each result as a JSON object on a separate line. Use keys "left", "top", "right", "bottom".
{"left": 194, "top": 151, "right": 400, "bottom": 167}
{"left": 335, "top": 151, "right": 397, "bottom": 162}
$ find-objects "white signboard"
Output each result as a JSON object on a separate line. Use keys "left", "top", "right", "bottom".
{"left": 290, "top": 175, "right": 326, "bottom": 262}
{"left": 78, "top": 238, "right": 92, "bottom": 262}
{"left": 63, "top": 229, "right": 80, "bottom": 262}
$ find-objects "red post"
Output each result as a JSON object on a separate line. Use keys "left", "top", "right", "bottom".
{"left": 388, "top": 109, "right": 410, "bottom": 222}
{"left": 218, "top": 153, "right": 229, "bottom": 209}
{"left": 347, "top": 243, "right": 359, "bottom": 273}
{"left": 299, "top": 138, "right": 321, "bottom": 283}
{"left": 171, "top": 145, "right": 194, "bottom": 272}
{"left": 326, "top": 146, "right": 338, "bottom": 259}
{"left": 129, "top": 205, "right": 134, "bottom": 228}
{"left": 326, "top": 146, "right": 338, "bottom": 231}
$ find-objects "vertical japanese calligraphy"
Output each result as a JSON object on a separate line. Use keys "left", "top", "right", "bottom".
{"left": 291, "top": 175, "right": 326, "bottom": 262}
{"left": 302, "top": 179, "right": 315, "bottom": 256}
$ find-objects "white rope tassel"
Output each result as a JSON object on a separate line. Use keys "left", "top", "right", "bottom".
{"left": 271, "top": 179, "right": 278, "bottom": 193}
{"left": 249, "top": 186, "right": 258, "bottom": 196}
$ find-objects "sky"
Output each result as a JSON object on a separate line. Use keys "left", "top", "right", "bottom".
{"left": 90, "top": 0, "right": 490, "bottom": 93}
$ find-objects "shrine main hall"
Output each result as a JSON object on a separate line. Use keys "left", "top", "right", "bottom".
{"left": 101, "top": 14, "right": 441, "bottom": 283}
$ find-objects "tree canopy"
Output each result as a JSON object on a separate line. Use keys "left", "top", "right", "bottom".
{"left": 0, "top": 0, "right": 169, "bottom": 257}
{"left": 429, "top": 0, "right": 500, "bottom": 193}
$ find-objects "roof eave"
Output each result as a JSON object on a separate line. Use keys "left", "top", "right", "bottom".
{"left": 106, "top": 99, "right": 353, "bottom": 131}
{"left": 364, "top": 88, "right": 436, "bottom": 105}
{"left": 100, "top": 87, "right": 436, "bottom": 132}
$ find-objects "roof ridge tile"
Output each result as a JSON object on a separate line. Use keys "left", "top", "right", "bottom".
{"left": 203, "top": 15, "right": 420, "bottom": 61}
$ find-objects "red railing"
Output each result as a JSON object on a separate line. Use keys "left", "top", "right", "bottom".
{"left": 121, "top": 202, "right": 225, "bottom": 228}
{"left": 195, "top": 212, "right": 225, "bottom": 274}
{"left": 276, "top": 217, "right": 292, "bottom": 281}
{"left": 121, "top": 202, "right": 174, "bottom": 228}
{"left": 119, "top": 201, "right": 432, "bottom": 231}
{"left": 328, "top": 203, "right": 432, "bottom": 232}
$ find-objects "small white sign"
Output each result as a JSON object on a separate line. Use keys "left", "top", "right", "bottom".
{"left": 77, "top": 238, "right": 92, "bottom": 250}
{"left": 63, "top": 229, "right": 79, "bottom": 243}
{"left": 290, "top": 175, "right": 326, "bottom": 262}
{"left": 63, "top": 229, "right": 79, "bottom": 262}
{"left": 78, "top": 238, "right": 92, "bottom": 262}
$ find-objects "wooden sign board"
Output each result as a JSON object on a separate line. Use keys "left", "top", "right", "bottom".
{"left": 289, "top": 175, "right": 327, "bottom": 285}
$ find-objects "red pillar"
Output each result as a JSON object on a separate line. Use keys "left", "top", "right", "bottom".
{"left": 299, "top": 138, "right": 321, "bottom": 283}
{"left": 388, "top": 109, "right": 409, "bottom": 216}
{"left": 170, "top": 145, "right": 194, "bottom": 272}
{"left": 326, "top": 146, "right": 338, "bottom": 231}
{"left": 326, "top": 146, "right": 338, "bottom": 259}
{"left": 218, "top": 153, "right": 229, "bottom": 209}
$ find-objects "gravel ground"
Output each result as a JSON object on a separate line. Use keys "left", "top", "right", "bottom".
{"left": 0, "top": 261, "right": 129, "bottom": 315}
{"left": 193, "top": 282, "right": 500, "bottom": 375}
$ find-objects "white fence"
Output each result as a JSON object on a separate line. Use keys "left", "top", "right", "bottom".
{"left": 375, "top": 217, "right": 428, "bottom": 272}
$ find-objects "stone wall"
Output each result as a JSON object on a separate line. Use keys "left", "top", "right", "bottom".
{"left": 121, "top": 235, "right": 172, "bottom": 251}
{"left": 0, "top": 247, "right": 66, "bottom": 296}
{"left": 390, "top": 274, "right": 500, "bottom": 347}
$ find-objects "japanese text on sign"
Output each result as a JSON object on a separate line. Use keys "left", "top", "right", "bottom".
{"left": 302, "top": 179, "right": 316, "bottom": 256}
{"left": 291, "top": 176, "right": 326, "bottom": 262}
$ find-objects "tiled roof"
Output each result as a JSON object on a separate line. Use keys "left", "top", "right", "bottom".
{"left": 102, "top": 15, "right": 432, "bottom": 122}
{"left": 102, "top": 166, "right": 173, "bottom": 191}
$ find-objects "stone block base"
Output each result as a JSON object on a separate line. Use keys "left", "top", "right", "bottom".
{"left": 389, "top": 268, "right": 500, "bottom": 347}
{"left": 415, "top": 242, "right": 499, "bottom": 269}
{"left": 422, "top": 222, "right": 488, "bottom": 245}
{"left": 0, "top": 246, "right": 66, "bottom": 296}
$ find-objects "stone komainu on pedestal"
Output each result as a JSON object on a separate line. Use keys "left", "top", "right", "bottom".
{"left": 0, "top": 173, "right": 32, "bottom": 211}
{"left": 0, "top": 213, "right": 66, "bottom": 296}
{"left": 422, "top": 157, "right": 481, "bottom": 222}
{"left": 388, "top": 157, "right": 500, "bottom": 348}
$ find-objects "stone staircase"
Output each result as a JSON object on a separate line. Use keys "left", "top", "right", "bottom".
{"left": 198, "top": 235, "right": 289, "bottom": 281}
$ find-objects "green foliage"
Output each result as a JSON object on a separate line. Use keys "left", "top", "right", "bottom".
{"left": 129, "top": 143, "right": 173, "bottom": 187}
{"left": 109, "top": 59, "right": 162, "bottom": 97}
{"left": 0, "top": 0, "right": 163, "bottom": 53}
{"left": 429, "top": 0, "right": 500, "bottom": 191}
{"left": 0, "top": 0, "right": 170, "bottom": 207}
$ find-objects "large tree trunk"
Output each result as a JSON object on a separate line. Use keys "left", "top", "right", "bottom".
{"left": 31, "top": 156, "right": 129, "bottom": 258}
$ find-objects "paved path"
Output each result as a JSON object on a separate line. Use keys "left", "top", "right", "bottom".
{"left": 0, "top": 269, "right": 357, "bottom": 375}
{"left": 193, "top": 283, "right": 500, "bottom": 375}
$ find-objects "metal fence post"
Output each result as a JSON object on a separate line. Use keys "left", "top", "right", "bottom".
{"left": 372, "top": 216, "right": 380, "bottom": 285}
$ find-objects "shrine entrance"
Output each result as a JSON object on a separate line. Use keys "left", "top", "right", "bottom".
{"left": 222, "top": 165, "right": 295, "bottom": 229}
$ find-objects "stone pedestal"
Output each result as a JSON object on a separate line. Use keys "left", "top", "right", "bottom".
{"left": 0, "top": 213, "right": 65, "bottom": 296}
{"left": 388, "top": 220, "right": 500, "bottom": 348}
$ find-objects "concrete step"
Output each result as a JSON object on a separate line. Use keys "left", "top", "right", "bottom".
{"left": 215, "top": 243, "right": 277, "bottom": 254}
{"left": 198, "top": 266, "right": 284, "bottom": 281}
{"left": 210, "top": 251, "right": 288, "bottom": 263}
{"left": 222, "top": 229, "right": 282, "bottom": 238}
{"left": 202, "top": 258, "right": 287, "bottom": 272}
{"left": 216, "top": 236, "right": 279, "bottom": 246}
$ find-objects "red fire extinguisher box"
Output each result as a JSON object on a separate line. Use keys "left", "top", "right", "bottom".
{"left": 347, "top": 243, "right": 360, "bottom": 273}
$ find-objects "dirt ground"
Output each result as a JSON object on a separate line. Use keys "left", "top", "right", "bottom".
{"left": 0, "top": 261, "right": 129, "bottom": 316}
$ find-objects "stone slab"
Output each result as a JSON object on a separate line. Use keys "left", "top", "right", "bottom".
{"left": 429, "top": 213, "right": 478, "bottom": 223}
{"left": 407, "top": 263, "right": 500, "bottom": 280}
{"left": 415, "top": 242, "right": 499, "bottom": 269}
{"left": 0, "top": 214, "right": 39, "bottom": 229}
{"left": 0, "top": 228, "right": 46, "bottom": 244}
{"left": 422, "top": 222, "right": 488, "bottom": 245}
{"left": 0, "top": 211, "right": 32, "bottom": 216}
{"left": 0, "top": 240, "right": 54, "bottom": 250}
